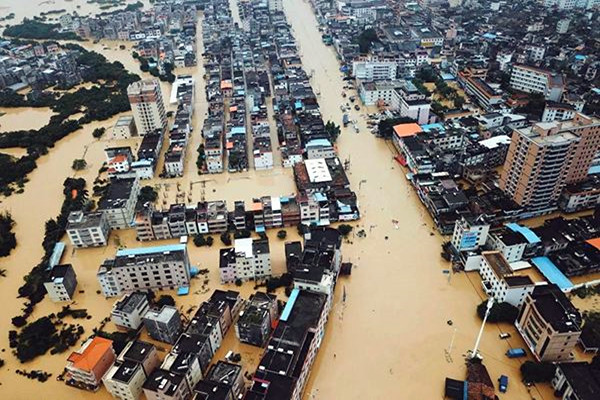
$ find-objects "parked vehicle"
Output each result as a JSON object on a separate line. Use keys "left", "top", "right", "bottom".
{"left": 506, "top": 348, "right": 526, "bottom": 358}
{"left": 343, "top": 114, "right": 349, "bottom": 127}
{"left": 354, "top": 104, "right": 360, "bottom": 111}
{"left": 349, "top": 96, "right": 356, "bottom": 103}
{"left": 498, "top": 375, "right": 508, "bottom": 393}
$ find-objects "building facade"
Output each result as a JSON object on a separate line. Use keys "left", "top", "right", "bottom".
{"left": 127, "top": 79, "right": 167, "bottom": 136}
{"left": 97, "top": 244, "right": 191, "bottom": 297}
{"left": 515, "top": 284, "right": 582, "bottom": 362}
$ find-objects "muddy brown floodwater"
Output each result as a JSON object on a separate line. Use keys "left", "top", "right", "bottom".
{"left": 0, "top": 1, "right": 559, "bottom": 399}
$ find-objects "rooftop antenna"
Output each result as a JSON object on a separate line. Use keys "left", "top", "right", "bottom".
{"left": 469, "top": 297, "right": 494, "bottom": 360}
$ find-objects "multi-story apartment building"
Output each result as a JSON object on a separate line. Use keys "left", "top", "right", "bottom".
{"left": 143, "top": 305, "right": 183, "bottom": 344}
{"left": 66, "top": 211, "right": 111, "bottom": 248}
{"left": 552, "top": 362, "right": 600, "bottom": 400}
{"left": 563, "top": 114, "right": 600, "bottom": 184}
{"left": 451, "top": 215, "right": 490, "bottom": 252}
{"left": 65, "top": 337, "right": 116, "bottom": 391}
{"left": 509, "top": 65, "right": 565, "bottom": 101}
{"left": 98, "top": 177, "right": 141, "bottom": 230}
{"left": 143, "top": 369, "right": 191, "bottom": 400}
{"left": 396, "top": 81, "right": 431, "bottom": 124}
{"left": 219, "top": 238, "right": 272, "bottom": 283}
{"left": 127, "top": 79, "right": 167, "bottom": 136}
{"left": 44, "top": 264, "right": 77, "bottom": 302}
{"left": 267, "top": 0, "right": 283, "bottom": 12}
{"left": 112, "top": 115, "right": 137, "bottom": 140}
{"left": 500, "top": 114, "right": 600, "bottom": 213}
{"left": 245, "top": 289, "right": 328, "bottom": 400}
{"left": 103, "top": 341, "right": 160, "bottom": 400}
{"left": 235, "top": 292, "right": 278, "bottom": 347}
{"left": 515, "top": 284, "right": 582, "bottom": 362}
{"left": 478, "top": 251, "right": 535, "bottom": 307}
{"left": 97, "top": 244, "right": 191, "bottom": 297}
{"left": 351, "top": 56, "right": 398, "bottom": 81}
{"left": 205, "top": 361, "right": 245, "bottom": 399}
{"left": 111, "top": 292, "right": 150, "bottom": 330}
{"left": 462, "top": 76, "right": 504, "bottom": 111}
{"left": 499, "top": 122, "right": 580, "bottom": 213}
{"left": 542, "top": 102, "right": 577, "bottom": 123}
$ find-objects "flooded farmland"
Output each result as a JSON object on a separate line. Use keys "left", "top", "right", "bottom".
{"left": 0, "top": 0, "right": 561, "bottom": 399}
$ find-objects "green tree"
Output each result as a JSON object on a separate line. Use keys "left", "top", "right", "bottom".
{"left": 156, "top": 295, "right": 175, "bottom": 308}
{"left": 0, "top": 212, "right": 17, "bottom": 257}
{"left": 220, "top": 232, "right": 232, "bottom": 246}
{"left": 92, "top": 127, "right": 106, "bottom": 139}
{"left": 476, "top": 300, "right": 519, "bottom": 323}
{"left": 338, "top": 224, "right": 353, "bottom": 237}
{"left": 355, "top": 28, "right": 378, "bottom": 53}
{"left": 71, "top": 159, "right": 87, "bottom": 171}
{"left": 277, "top": 230, "right": 287, "bottom": 240}
{"left": 194, "top": 234, "right": 207, "bottom": 247}
{"left": 325, "top": 121, "right": 341, "bottom": 142}
{"left": 520, "top": 361, "right": 556, "bottom": 383}
{"left": 138, "top": 186, "right": 158, "bottom": 203}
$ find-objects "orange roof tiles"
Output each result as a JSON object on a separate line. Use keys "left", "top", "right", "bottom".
{"left": 393, "top": 123, "right": 422, "bottom": 139}
{"left": 67, "top": 337, "right": 113, "bottom": 372}
{"left": 220, "top": 80, "right": 233, "bottom": 90}
{"left": 587, "top": 238, "right": 600, "bottom": 251}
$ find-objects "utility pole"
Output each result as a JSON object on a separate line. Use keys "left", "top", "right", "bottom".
{"left": 470, "top": 297, "right": 494, "bottom": 360}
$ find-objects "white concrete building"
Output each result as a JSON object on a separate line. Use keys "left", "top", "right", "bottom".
{"left": 111, "top": 292, "right": 150, "bottom": 330}
{"left": 127, "top": 79, "right": 167, "bottom": 136}
{"left": 487, "top": 229, "right": 528, "bottom": 263}
{"left": 98, "top": 177, "right": 140, "bottom": 230}
{"left": 396, "top": 81, "right": 431, "bottom": 124}
{"left": 103, "top": 362, "right": 147, "bottom": 400}
{"left": 479, "top": 251, "right": 535, "bottom": 307}
{"left": 305, "top": 138, "right": 336, "bottom": 160}
{"left": 509, "top": 65, "right": 565, "bottom": 101}
{"left": 451, "top": 216, "right": 490, "bottom": 252}
{"left": 66, "top": 211, "right": 111, "bottom": 248}
{"left": 267, "top": 0, "right": 283, "bottom": 12}
{"left": 219, "top": 238, "right": 272, "bottom": 283}
{"left": 97, "top": 244, "right": 191, "bottom": 298}
{"left": 542, "top": 102, "right": 577, "bottom": 122}
{"left": 112, "top": 116, "right": 137, "bottom": 140}
{"left": 44, "top": 264, "right": 77, "bottom": 302}
{"left": 352, "top": 57, "right": 398, "bottom": 81}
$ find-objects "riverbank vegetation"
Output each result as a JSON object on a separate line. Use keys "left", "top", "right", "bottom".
{"left": 0, "top": 43, "right": 140, "bottom": 194}
{"left": 3, "top": 20, "right": 82, "bottom": 41}
{"left": 13, "top": 178, "right": 88, "bottom": 327}
{"left": 0, "top": 212, "right": 17, "bottom": 257}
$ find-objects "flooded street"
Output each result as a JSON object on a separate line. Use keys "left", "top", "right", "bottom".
{"left": 283, "top": 0, "right": 554, "bottom": 399}
{"left": 0, "top": 0, "right": 152, "bottom": 23}
{"left": 0, "top": 1, "right": 558, "bottom": 399}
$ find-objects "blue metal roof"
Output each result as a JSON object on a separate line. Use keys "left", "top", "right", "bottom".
{"left": 506, "top": 223, "right": 541, "bottom": 244}
{"left": 255, "top": 225, "right": 265, "bottom": 233}
{"left": 306, "top": 138, "right": 331, "bottom": 148}
{"left": 280, "top": 288, "right": 299, "bottom": 322}
{"left": 48, "top": 242, "right": 65, "bottom": 269}
{"left": 531, "top": 257, "right": 573, "bottom": 291}
{"left": 589, "top": 165, "right": 600, "bottom": 175}
{"left": 117, "top": 244, "right": 186, "bottom": 257}
{"left": 177, "top": 286, "right": 190, "bottom": 296}
{"left": 231, "top": 126, "right": 245, "bottom": 135}
{"left": 421, "top": 123, "right": 445, "bottom": 132}
{"left": 313, "top": 192, "right": 327, "bottom": 202}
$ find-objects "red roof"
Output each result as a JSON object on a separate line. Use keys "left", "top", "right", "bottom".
{"left": 67, "top": 337, "right": 113, "bottom": 372}
{"left": 393, "top": 123, "right": 422, "bottom": 139}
